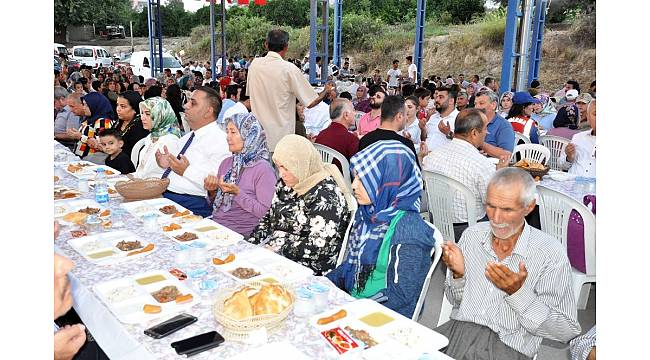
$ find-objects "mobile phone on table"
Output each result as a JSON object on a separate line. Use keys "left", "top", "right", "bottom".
{"left": 171, "top": 330, "right": 225, "bottom": 356}
{"left": 144, "top": 313, "right": 198, "bottom": 339}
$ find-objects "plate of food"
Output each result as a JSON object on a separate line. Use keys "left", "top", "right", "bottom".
{"left": 67, "top": 230, "right": 156, "bottom": 265}
{"left": 310, "top": 299, "right": 449, "bottom": 357}
{"left": 93, "top": 270, "right": 200, "bottom": 324}
{"left": 121, "top": 198, "right": 193, "bottom": 223}
{"left": 56, "top": 199, "right": 105, "bottom": 225}
{"left": 54, "top": 186, "right": 81, "bottom": 201}
{"left": 162, "top": 218, "right": 242, "bottom": 247}
{"left": 213, "top": 258, "right": 267, "bottom": 283}
{"left": 65, "top": 161, "right": 122, "bottom": 179}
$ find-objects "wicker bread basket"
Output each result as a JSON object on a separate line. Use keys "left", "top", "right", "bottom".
{"left": 212, "top": 281, "right": 294, "bottom": 342}
{"left": 114, "top": 177, "right": 169, "bottom": 201}
{"left": 512, "top": 165, "right": 550, "bottom": 179}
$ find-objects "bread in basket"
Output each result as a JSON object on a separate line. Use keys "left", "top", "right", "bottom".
{"left": 213, "top": 282, "right": 294, "bottom": 341}
{"left": 115, "top": 177, "right": 169, "bottom": 201}
{"left": 511, "top": 159, "right": 550, "bottom": 179}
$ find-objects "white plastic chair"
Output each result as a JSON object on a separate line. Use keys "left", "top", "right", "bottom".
{"left": 130, "top": 137, "right": 146, "bottom": 169}
{"left": 539, "top": 135, "right": 570, "bottom": 171}
{"left": 536, "top": 185, "right": 595, "bottom": 310}
{"left": 314, "top": 143, "right": 352, "bottom": 192}
{"left": 510, "top": 143, "right": 551, "bottom": 165}
{"left": 514, "top": 132, "right": 531, "bottom": 147}
{"left": 412, "top": 221, "right": 444, "bottom": 321}
{"left": 421, "top": 170, "right": 478, "bottom": 243}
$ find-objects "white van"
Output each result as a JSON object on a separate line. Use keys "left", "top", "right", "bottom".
{"left": 71, "top": 46, "right": 113, "bottom": 69}
{"left": 129, "top": 51, "right": 183, "bottom": 79}
{"left": 54, "top": 43, "right": 69, "bottom": 57}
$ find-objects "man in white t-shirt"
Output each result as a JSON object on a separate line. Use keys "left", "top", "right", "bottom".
{"left": 561, "top": 100, "right": 596, "bottom": 177}
{"left": 387, "top": 59, "right": 401, "bottom": 89}
{"left": 424, "top": 86, "right": 459, "bottom": 153}
{"left": 406, "top": 55, "right": 417, "bottom": 84}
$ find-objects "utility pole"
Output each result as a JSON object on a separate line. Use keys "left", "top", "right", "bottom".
{"left": 130, "top": 21, "right": 134, "bottom": 53}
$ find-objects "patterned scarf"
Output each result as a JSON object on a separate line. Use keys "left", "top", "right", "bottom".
{"left": 535, "top": 93, "right": 557, "bottom": 116}
{"left": 139, "top": 97, "right": 182, "bottom": 140}
{"left": 343, "top": 140, "right": 423, "bottom": 293}
{"left": 213, "top": 113, "right": 270, "bottom": 212}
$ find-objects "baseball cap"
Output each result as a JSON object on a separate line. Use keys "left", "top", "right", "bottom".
{"left": 575, "top": 92, "right": 592, "bottom": 104}
{"left": 566, "top": 89, "right": 579, "bottom": 100}
{"left": 512, "top": 91, "right": 541, "bottom": 105}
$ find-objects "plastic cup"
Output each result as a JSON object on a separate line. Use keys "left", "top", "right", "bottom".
{"left": 78, "top": 179, "right": 89, "bottom": 193}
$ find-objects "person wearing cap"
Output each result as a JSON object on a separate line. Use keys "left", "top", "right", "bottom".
{"left": 553, "top": 89, "right": 580, "bottom": 130}
{"left": 456, "top": 90, "right": 470, "bottom": 111}
{"left": 554, "top": 80, "right": 580, "bottom": 105}
{"left": 575, "top": 93, "right": 593, "bottom": 130}
{"left": 506, "top": 91, "right": 541, "bottom": 144}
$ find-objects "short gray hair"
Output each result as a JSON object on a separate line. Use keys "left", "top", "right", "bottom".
{"left": 54, "top": 86, "right": 69, "bottom": 100}
{"left": 329, "top": 98, "right": 352, "bottom": 120}
{"left": 475, "top": 89, "right": 499, "bottom": 104}
{"left": 488, "top": 167, "right": 537, "bottom": 207}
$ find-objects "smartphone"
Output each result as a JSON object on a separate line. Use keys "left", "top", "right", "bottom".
{"left": 144, "top": 313, "right": 198, "bottom": 339}
{"left": 171, "top": 330, "right": 225, "bottom": 356}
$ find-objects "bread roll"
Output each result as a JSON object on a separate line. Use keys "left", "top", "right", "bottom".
{"left": 63, "top": 212, "right": 88, "bottom": 224}
{"left": 251, "top": 284, "right": 292, "bottom": 316}
{"left": 223, "top": 287, "right": 254, "bottom": 320}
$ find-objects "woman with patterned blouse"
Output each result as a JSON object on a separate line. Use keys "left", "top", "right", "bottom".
{"left": 327, "top": 140, "right": 435, "bottom": 318}
{"left": 248, "top": 135, "right": 353, "bottom": 275}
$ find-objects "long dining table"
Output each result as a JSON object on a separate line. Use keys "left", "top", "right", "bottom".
{"left": 53, "top": 141, "right": 450, "bottom": 360}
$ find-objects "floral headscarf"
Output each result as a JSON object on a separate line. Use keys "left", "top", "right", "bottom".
{"left": 139, "top": 97, "right": 182, "bottom": 140}
{"left": 534, "top": 93, "right": 557, "bottom": 116}
{"left": 499, "top": 91, "right": 514, "bottom": 112}
{"left": 213, "top": 113, "right": 270, "bottom": 212}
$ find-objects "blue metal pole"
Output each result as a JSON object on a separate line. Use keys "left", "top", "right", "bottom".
{"left": 156, "top": 0, "right": 163, "bottom": 76}
{"left": 321, "top": 0, "right": 329, "bottom": 81}
{"left": 414, "top": 0, "right": 426, "bottom": 85}
{"left": 221, "top": 0, "right": 226, "bottom": 77}
{"left": 209, "top": 0, "right": 216, "bottom": 80}
{"left": 333, "top": 0, "right": 342, "bottom": 67}
{"left": 147, "top": 0, "right": 154, "bottom": 78}
{"left": 309, "top": 0, "right": 318, "bottom": 84}
{"left": 500, "top": 0, "right": 522, "bottom": 94}
{"left": 527, "top": 0, "right": 547, "bottom": 85}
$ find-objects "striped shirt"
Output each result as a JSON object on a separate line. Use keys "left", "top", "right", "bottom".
{"left": 445, "top": 222, "right": 581, "bottom": 357}
{"left": 569, "top": 325, "right": 596, "bottom": 360}
{"left": 422, "top": 139, "right": 495, "bottom": 222}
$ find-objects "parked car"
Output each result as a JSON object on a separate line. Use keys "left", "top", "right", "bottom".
{"left": 106, "top": 25, "right": 126, "bottom": 39}
{"left": 129, "top": 51, "right": 182, "bottom": 79}
{"left": 71, "top": 45, "right": 113, "bottom": 69}
{"left": 54, "top": 43, "right": 69, "bottom": 59}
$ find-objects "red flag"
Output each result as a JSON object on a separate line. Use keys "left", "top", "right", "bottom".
{"left": 254, "top": 0, "right": 266, "bottom": 4}
{"left": 238, "top": 0, "right": 249, "bottom": 4}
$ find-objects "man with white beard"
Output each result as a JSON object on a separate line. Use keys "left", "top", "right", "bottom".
{"left": 436, "top": 168, "right": 580, "bottom": 360}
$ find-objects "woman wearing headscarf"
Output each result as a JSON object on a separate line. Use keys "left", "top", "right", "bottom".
{"left": 204, "top": 113, "right": 277, "bottom": 237}
{"left": 498, "top": 91, "right": 514, "bottom": 118}
{"left": 326, "top": 140, "right": 435, "bottom": 319}
{"left": 248, "top": 134, "right": 352, "bottom": 275}
{"left": 532, "top": 93, "right": 557, "bottom": 131}
{"left": 116, "top": 91, "right": 149, "bottom": 158}
{"left": 130, "top": 97, "right": 181, "bottom": 179}
{"left": 353, "top": 86, "right": 371, "bottom": 113}
{"left": 69, "top": 91, "right": 116, "bottom": 163}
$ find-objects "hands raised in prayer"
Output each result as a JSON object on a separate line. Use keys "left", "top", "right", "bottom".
{"left": 485, "top": 261, "right": 528, "bottom": 295}
{"left": 204, "top": 175, "right": 240, "bottom": 196}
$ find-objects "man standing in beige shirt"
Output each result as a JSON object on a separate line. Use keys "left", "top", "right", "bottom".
{"left": 247, "top": 29, "right": 332, "bottom": 151}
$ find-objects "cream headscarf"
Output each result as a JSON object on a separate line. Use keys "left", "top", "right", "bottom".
{"left": 272, "top": 135, "right": 353, "bottom": 207}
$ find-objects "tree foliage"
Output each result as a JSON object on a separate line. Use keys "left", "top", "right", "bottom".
{"left": 54, "top": 0, "right": 132, "bottom": 29}
{"left": 247, "top": 0, "right": 310, "bottom": 28}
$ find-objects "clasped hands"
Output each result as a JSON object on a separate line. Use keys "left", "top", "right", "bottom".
{"left": 441, "top": 241, "right": 528, "bottom": 295}
{"left": 155, "top": 145, "right": 190, "bottom": 176}
{"left": 203, "top": 174, "right": 240, "bottom": 196}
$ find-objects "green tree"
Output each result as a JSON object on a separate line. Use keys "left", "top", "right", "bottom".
{"left": 54, "top": 0, "right": 133, "bottom": 39}
{"left": 248, "top": 0, "right": 310, "bottom": 28}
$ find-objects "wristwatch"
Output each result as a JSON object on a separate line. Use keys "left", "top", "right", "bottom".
{"left": 446, "top": 131, "right": 454, "bottom": 140}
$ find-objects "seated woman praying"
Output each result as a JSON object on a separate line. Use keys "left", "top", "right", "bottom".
{"left": 248, "top": 134, "right": 352, "bottom": 275}
{"left": 327, "top": 140, "right": 436, "bottom": 319}
{"left": 204, "top": 113, "right": 277, "bottom": 237}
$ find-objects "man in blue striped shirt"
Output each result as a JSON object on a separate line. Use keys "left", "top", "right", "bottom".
{"left": 437, "top": 168, "right": 581, "bottom": 359}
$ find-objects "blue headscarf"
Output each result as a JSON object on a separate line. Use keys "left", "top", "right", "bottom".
{"left": 343, "top": 140, "right": 423, "bottom": 292}
{"left": 82, "top": 91, "right": 114, "bottom": 122}
{"left": 213, "top": 113, "right": 270, "bottom": 212}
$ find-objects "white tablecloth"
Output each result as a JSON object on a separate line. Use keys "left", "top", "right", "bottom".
{"left": 53, "top": 141, "right": 448, "bottom": 360}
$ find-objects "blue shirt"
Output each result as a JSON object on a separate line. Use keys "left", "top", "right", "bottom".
{"left": 485, "top": 113, "right": 515, "bottom": 152}
{"left": 216, "top": 99, "right": 237, "bottom": 126}
{"left": 532, "top": 113, "right": 556, "bottom": 131}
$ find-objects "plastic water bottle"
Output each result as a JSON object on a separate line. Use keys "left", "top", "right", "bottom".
{"left": 94, "top": 168, "right": 109, "bottom": 204}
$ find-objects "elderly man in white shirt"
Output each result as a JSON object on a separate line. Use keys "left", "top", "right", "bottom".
{"left": 561, "top": 100, "right": 596, "bottom": 177}
{"left": 423, "top": 108, "right": 508, "bottom": 241}
{"left": 424, "top": 86, "right": 459, "bottom": 153}
{"left": 156, "top": 86, "right": 230, "bottom": 217}
{"left": 438, "top": 168, "right": 581, "bottom": 360}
